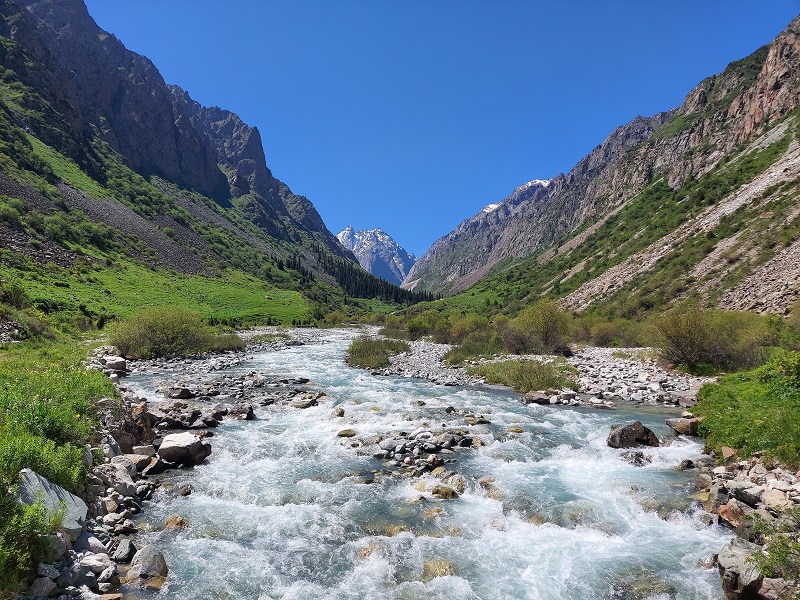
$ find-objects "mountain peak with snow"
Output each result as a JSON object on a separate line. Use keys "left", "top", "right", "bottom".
{"left": 337, "top": 226, "right": 417, "bottom": 285}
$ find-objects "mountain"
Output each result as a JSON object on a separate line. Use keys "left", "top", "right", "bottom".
{"left": 406, "top": 16, "right": 800, "bottom": 316}
{"left": 0, "top": 0, "right": 430, "bottom": 324}
{"left": 337, "top": 226, "right": 417, "bottom": 285}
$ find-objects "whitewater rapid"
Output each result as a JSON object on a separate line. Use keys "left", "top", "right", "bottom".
{"left": 126, "top": 329, "right": 730, "bottom": 599}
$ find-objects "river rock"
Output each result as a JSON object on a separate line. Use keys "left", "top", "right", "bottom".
{"left": 665, "top": 417, "right": 700, "bottom": 436}
{"left": 719, "top": 498, "right": 752, "bottom": 528}
{"left": 762, "top": 488, "right": 792, "bottom": 513}
{"left": 42, "top": 533, "right": 67, "bottom": 563}
{"left": 337, "top": 429, "right": 356, "bottom": 438}
{"left": 165, "top": 514, "right": 189, "bottom": 529}
{"left": 157, "top": 432, "right": 211, "bottom": 466}
{"left": 75, "top": 533, "right": 108, "bottom": 554}
{"left": 28, "top": 576, "right": 56, "bottom": 598}
{"left": 112, "top": 538, "right": 137, "bottom": 563}
{"left": 606, "top": 421, "right": 660, "bottom": 449}
{"left": 126, "top": 545, "right": 169, "bottom": 589}
{"left": 80, "top": 552, "right": 113, "bottom": 574}
{"left": 726, "top": 480, "right": 765, "bottom": 507}
{"left": 523, "top": 391, "right": 550, "bottom": 405}
{"left": 717, "top": 537, "right": 764, "bottom": 599}
{"left": 15, "top": 469, "right": 88, "bottom": 541}
{"left": 166, "top": 387, "right": 195, "bottom": 399}
{"left": 103, "top": 356, "right": 127, "bottom": 372}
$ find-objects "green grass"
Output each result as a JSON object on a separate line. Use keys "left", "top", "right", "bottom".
{"left": 26, "top": 135, "right": 106, "bottom": 199}
{"left": 467, "top": 359, "right": 578, "bottom": 393}
{"left": 0, "top": 340, "right": 116, "bottom": 593}
{"left": 693, "top": 351, "right": 800, "bottom": 466}
{"left": 346, "top": 335, "right": 410, "bottom": 370}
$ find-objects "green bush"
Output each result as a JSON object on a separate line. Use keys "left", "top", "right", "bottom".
{"left": 108, "top": 306, "right": 241, "bottom": 358}
{"left": 0, "top": 497, "right": 54, "bottom": 594}
{"left": 346, "top": 335, "right": 410, "bottom": 369}
{"left": 654, "top": 302, "right": 765, "bottom": 372}
{"left": 0, "top": 277, "right": 30, "bottom": 309}
{"left": 506, "top": 300, "right": 571, "bottom": 354}
{"left": 751, "top": 507, "right": 800, "bottom": 591}
{"left": 467, "top": 359, "right": 577, "bottom": 393}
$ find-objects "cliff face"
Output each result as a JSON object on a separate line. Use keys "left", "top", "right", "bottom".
{"left": 14, "top": 0, "right": 229, "bottom": 200}
{"left": 0, "top": 0, "right": 353, "bottom": 271}
{"left": 407, "top": 16, "right": 800, "bottom": 299}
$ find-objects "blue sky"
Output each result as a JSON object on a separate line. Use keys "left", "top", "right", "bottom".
{"left": 84, "top": 1, "right": 799, "bottom": 257}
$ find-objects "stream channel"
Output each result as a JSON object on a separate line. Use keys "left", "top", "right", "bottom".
{"left": 125, "top": 329, "right": 731, "bottom": 599}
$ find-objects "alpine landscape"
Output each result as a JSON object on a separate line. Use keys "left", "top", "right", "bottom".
{"left": 0, "top": 2, "right": 799, "bottom": 599}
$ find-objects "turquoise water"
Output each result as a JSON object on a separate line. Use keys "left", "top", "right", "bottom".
{"left": 127, "top": 330, "right": 729, "bottom": 599}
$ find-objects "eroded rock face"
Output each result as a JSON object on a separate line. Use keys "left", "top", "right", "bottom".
{"left": 606, "top": 421, "right": 660, "bottom": 449}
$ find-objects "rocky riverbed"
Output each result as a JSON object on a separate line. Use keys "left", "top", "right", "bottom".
{"left": 15, "top": 327, "right": 795, "bottom": 599}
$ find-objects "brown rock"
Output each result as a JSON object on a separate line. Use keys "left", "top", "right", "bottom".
{"left": 719, "top": 498, "right": 752, "bottom": 529}
{"left": 164, "top": 514, "right": 189, "bottom": 529}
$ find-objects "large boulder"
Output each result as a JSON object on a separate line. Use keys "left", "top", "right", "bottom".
{"left": 157, "top": 432, "right": 211, "bottom": 466}
{"left": 717, "top": 537, "right": 764, "bottom": 599}
{"left": 607, "top": 421, "right": 660, "bottom": 449}
{"left": 15, "top": 469, "right": 88, "bottom": 541}
{"left": 125, "top": 545, "right": 168, "bottom": 589}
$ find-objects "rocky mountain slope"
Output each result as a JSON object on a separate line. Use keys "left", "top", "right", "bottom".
{"left": 337, "top": 226, "right": 417, "bottom": 285}
{"left": 406, "top": 16, "right": 800, "bottom": 316}
{"left": 0, "top": 0, "right": 429, "bottom": 309}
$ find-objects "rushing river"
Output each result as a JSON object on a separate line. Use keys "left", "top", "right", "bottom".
{"left": 126, "top": 330, "right": 730, "bottom": 599}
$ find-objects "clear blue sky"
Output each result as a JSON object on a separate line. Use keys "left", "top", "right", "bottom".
{"left": 84, "top": 1, "right": 799, "bottom": 257}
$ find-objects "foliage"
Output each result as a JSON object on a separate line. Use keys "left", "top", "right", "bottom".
{"left": 0, "top": 341, "right": 114, "bottom": 594}
{"left": 467, "top": 359, "right": 577, "bottom": 393}
{"left": 108, "top": 306, "right": 242, "bottom": 359}
{"left": 694, "top": 350, "right": 800, "bottom": 466}
{"left": 654, "top": 302, "right": 765, "bottom": 373}
{"left": 346, "top": 335, "right": 410, "bottom": 370}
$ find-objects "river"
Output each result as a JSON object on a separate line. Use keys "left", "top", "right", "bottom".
{"left": 126, "top": 329, "right": 731, "bottom": 599}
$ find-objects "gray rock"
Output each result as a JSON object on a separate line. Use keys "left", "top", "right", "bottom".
{"left": 726, "top": 480, "right": 765, "bottom": 508}
{"left": 157, "top": 432, "right": 212, "bottom": 466}
{"left": 41, "top": 533, "right": 67, "bottom": 563}
{"left": 28, "top": 576, "right": 56, "bottom": 598}
{"left": 35, "top": 562, "right": 59, "bottom": 578}
{"left": 717, "top": 537, "right": 764, "bottom": 599}
{"left": 607, "top": 421, "right": 660, "bottom": 449}
{"left": 15, "top": 469, "right": 88, "bottom": 542}
{"left": 74, "top": 533, "right": 107, "bottom": 554}
{"left": 126, "top": 544, "right": 169, "bottom": 589}
{"left": 79, "top": 552, "right": 113, "bottom": 574}
{"left": 111, "top": 538, "right": 137, "bottom": 563}
{"left": 102, "top": 356, "right": 127, "bottom": 371}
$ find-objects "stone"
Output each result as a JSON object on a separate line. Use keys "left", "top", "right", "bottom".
{"left": 125, "top": 453, "right": 152, "bottom": 474}
{"left": 332, "top": 407, "right": 345, "bottom": 417}
{"left": 165, "top": 514, "right": 189, "bottom": 529}
{"left": 111, "top": 538, "right": 137, "bottom": 563}
{"left": 290, "top": 399, "right": 317, "bottom": 409}
{"left": 166, "top": 387, "right": 195, "bottom": 399}
{"left": 15, "top": 469, "right": 88, "bottom": 542}
{"left": 126, "top": 545, "right": 169, "bottom": 589}
{"left": 717, "top": 537, "right": 764, "bottom": 599}
{"left": 726, "top": 480, "right": 765, "bottom": 508}
{"left": 606, "top": 421, "right": 660, "bottom": 449}
{"left": 157, "top": 432, "right": 212, "bottom": 466}
{"left": 103, "top": 356, "right": 127, "bottom": 371}
{"left": 28, "top": 576, "right": 56, "bottom": 598}
{"left": 762, "top": 489, "right": 792, "bottom": 513}
{"left": 758, "top": 577, "right": 793, "bottom": 600}
{"left": 523, "top": 391, "right": 550, "bottom": 405}
{"left": 74, "top": 533, "right": 108, "bottom": 554}
{"left": 665, "top": 417, "right": 700, "bottom": 436}
{"left": 721, "top": 446, "right": 737, "bottom": 463}
{"left": 132, "top": 445, "right": 156, "bottom": 457}
{"left": 35, "top": 562, "right": 59, "bottom": 578}
{"left": 337, "top": 429, "right": 356, "bottom": 438}
{"left": 431, "top": 485, "right": 458, "bottom": 499}
{"left": 719, "top": 498, "right": 752, "bottom": 529}
{"left": 80, "top": 552, "right": 113, "bottom": 574}
{"left": 41, "top": 533, "right": 67, "bottom": 563}
{"left": 422, "top": 558, "right": 455, "bottom": 581}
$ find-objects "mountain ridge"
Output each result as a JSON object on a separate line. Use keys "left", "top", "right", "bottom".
{"left": 337, "top": 225, "right": 417, "bottom": 286}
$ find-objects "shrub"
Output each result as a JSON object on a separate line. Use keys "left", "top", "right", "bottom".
{"left": 750, "top": 507, "right": 800, "bottom": 589}
{"left": 109, "top": 306, "right": 216, "bottom": 358}
{"left": 507, "top": 300, "right": 571, "bottom": 354}
{"left": 0, "top": 496, "right": 54, "bottom": 594}
{"left": 0, "top": 277, "right": 30, "bottom": 309}
{"left": 467, "top": 359, "right": 577, "bottom": 393}
{"left": 654, "top": 302, "right": 765, "bottom": 372}
{"left": 346, "top": 335, "right": 410, "bottom": 369}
